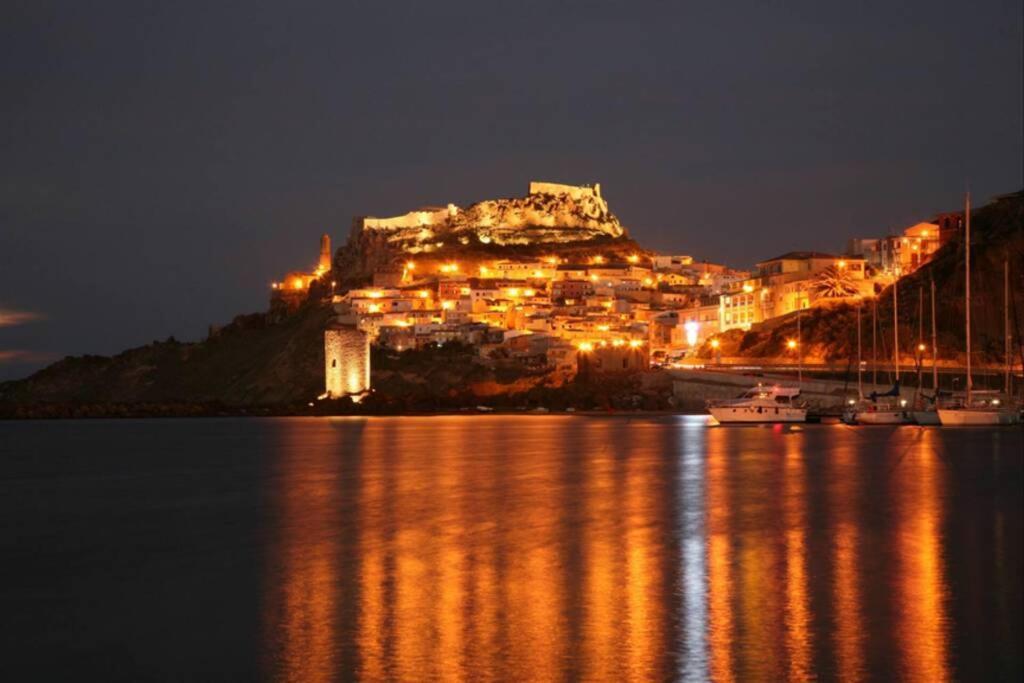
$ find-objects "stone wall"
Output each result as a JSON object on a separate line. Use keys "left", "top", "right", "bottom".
{"left": 324, "top": 325, "right": 370, "bottom": 398}
{"left": 529, "top": 181, "right": 601, "bottom": 201}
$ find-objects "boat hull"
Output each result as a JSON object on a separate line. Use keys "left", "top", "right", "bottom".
{"left": 709, "top": 406, "right": 807, "bottom": 423}
{"left": 937, "top": 409, "right": 1022, "bottom": 426}
{"left": 855, "top": 410, "right": 913, "bottom": 425}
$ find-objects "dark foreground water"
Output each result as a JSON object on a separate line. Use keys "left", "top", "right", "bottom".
{"left": 0, "top": 417, "right": 1021, "bottom": 681}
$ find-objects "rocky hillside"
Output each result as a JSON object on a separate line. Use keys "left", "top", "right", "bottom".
{"left": 0, "top": 304, "right": 335, "bottom": 407}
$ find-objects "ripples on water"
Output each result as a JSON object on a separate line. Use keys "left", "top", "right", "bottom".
{"left": 1, "top": 417, "right": 1021, "bottom": 681}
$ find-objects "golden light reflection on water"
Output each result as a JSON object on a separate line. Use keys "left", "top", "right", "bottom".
{"left": 705, "top": 427, "right": 736, "bottom": 683}
{"left": 263, "top": 421, "right": 341, "bottom": 683}
{"left": 894, "top": 428, "right": 950, "bottom": 682}
{"left": 783, "top": 433, "right": 813, "bottom": 681}
{"left": 831, "top": 441, "right": 865, "bottom": 682}
{"left": 259, "top": 417, "right": 997, "bottom": 681}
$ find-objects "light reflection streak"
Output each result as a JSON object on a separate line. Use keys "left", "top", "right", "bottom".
{"left": 356, "top": 421, "right": 387, "bottom": 681}
{"left": 831, "top": 442, "right": 864, "bottom": 681}
{"left": 266, "top": 422, "right": 342, "bottom": 683}
{"left": 581, "top": 419, "right": 622, "bottom": 681}
{"left": 706, "top": 427, "right": 735, "bottom": 683}
{"left": 783, "top": 433, "right": 813, "bottom": 680}
{"left": 624, "top": 423, "right": 666, "bottom": 681}
{"left": 895, "top": 428, "right": 950, "bottom": 682}
{"left": 678, "top": 416, "right": 709, "bottom": 682}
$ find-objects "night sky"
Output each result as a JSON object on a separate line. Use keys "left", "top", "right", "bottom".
{"left": 2, "top": 0, "right": 1021, "bottom": 380}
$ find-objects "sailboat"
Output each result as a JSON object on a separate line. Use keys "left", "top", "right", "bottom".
{"left": 851, "top": 278, "right": 913, "bottom": 425}
{"left": 937, "top": 193, "right": 1022, "bottom": 426}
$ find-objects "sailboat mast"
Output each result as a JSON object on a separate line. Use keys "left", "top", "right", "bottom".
{"left": 857, "top": 302, "right": 863, "bottom": 398}
{"left": 797, "top": 309, "right": 803, "bottom": 387}
{"left": 918, "top": 285, "right": 924, "bottom": 393}
{"left": 965, "top": 192, "right": 973, "bottom": 404}
{"left": 918, "top": 286, "right": 924, "bottom": 351}
{"left": 931, "top": 276, "right": 939, "bottom": 391}
{"left": 872, "top": 299, "right": 878, "bottom": 388}
{"left": 893, "top": 278, "right": 900, "bottom": 380}
{"left": 1006, "top": 257, "right": 1011, "bottom": 396}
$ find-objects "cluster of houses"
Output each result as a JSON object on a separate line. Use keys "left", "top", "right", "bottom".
{"left": 279, "top": 210, "right": 960, "bottom": 384}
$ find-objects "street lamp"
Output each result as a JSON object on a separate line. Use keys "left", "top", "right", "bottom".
{"left": 787, "top": 338, "right": 802, "bottom": 385}
{"left": 710, "top": 338, "right": 721, "bottom": 365}
{"left": 788, "top": 309, "right": 803, "bottom": 386}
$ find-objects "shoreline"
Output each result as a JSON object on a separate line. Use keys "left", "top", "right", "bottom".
{"left": 0, "top": 403, "right": 704, "bottom": 420}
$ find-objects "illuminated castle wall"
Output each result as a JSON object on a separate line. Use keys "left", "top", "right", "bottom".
{"left": 528, "top": 181, "right": 603, "bottom": 203}
{"left": 325, "top": 322, "right": 370, "bottom": 399}
{"left": 352, "top": 181, "right": 618, "bottom": 238}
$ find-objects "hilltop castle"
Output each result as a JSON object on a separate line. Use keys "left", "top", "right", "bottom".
{"left": 349, "top": 181, "right": 623, "bottom": 251}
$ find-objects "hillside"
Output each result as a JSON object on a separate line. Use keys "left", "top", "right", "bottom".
{"left": 0, "top": 304, "right": 334, "bottom": 408}
{"left": 697, "top": 190, "right": 1024, "bottom": 366}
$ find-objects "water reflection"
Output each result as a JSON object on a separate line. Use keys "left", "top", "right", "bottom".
{"left": 893, "top": 429, "right": 950, "bottom": 682}
{"left": 830, "top": 440, "right": 865, "bottom": 681}
{"left": 260, "top": 417, "right": 1021, "bottom": 681}
{"left": 783, "top": 433, "right": 812, "bottom": 680}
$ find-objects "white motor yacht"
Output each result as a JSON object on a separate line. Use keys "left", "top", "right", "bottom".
{"left": 708, "top": 385, "right": 807, "bottom": 424}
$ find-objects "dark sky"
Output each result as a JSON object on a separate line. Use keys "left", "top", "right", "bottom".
{"left": 2, "top": 0, "right": 1021, "bottom": 380}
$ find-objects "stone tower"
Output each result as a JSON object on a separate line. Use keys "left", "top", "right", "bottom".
{"left": 318, "top": 233, "right": 332, "bottom": 272}
{"left": 324, "top": 319, "right": 370, "bottom": 401}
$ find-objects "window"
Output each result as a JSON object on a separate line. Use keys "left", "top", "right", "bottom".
{"left": 331, "top": 359, "right": 337, "bottom": 368}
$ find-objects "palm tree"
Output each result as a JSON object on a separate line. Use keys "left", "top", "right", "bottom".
{"left": 810, "top": 265, "right": 860, "bottom": 299}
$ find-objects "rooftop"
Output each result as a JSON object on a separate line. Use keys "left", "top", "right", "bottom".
{"left": 758, "top": 251, "right": 839, "bottom": 263}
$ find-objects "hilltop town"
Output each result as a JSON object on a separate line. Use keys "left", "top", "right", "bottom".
{"left": 267, "top": 181, "right": 986, "bottom": 403}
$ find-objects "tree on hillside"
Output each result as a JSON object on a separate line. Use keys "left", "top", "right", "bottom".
{"left": 810, "top": 265, "right": 860, "bottom": 299}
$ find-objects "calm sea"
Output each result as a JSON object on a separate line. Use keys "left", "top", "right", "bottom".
{"left": 1, "top": 417, "right": 1020, "bottom": 681}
